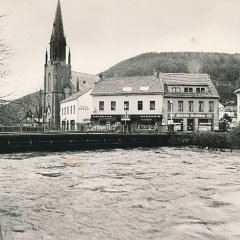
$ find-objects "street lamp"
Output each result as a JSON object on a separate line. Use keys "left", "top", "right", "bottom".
{"left": 124, "top": 103, "right": 128, "bottom": 133}
{"left": 170, "top": 100, "right": 173, "bottom": 124}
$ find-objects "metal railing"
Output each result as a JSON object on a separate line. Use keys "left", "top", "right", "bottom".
{"left": 0, "top": 122, "right": 171, "bottom": 134}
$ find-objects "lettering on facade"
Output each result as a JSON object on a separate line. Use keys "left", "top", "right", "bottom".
{"left": 168, "top": 113, "right": 213, "bottom": 118}
{"left": 79, "top": 105, "right": 89, "bottom": 111}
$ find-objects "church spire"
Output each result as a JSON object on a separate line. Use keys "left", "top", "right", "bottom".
{"left": 50, "top": 0, "right": 66, "bottom": 62}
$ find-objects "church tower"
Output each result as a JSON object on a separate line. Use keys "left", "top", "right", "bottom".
{"left": 43, "top": 0, "right": 72, "bottom": 128}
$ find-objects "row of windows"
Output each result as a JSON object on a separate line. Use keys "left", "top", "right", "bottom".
{"left": 171, "top": 87, "right": 206, "bottom": 93}
{"left": 62, "top": 105, "right": 76, "bottom": 116}
{"left": 99, "top": 101, "right": 156, "bottom": 111}
{"left": 168, "top": 100, "right": 214, "bottom": 112}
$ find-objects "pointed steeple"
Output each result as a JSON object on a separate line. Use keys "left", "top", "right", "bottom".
{"left": 45, "top": 49, "right": 48, "bottom": 65}
{"left": 50, "top": 0, "right": 66, "bottom": 62}
{"left": 68, "top": 47, "right": 71, "bottom": 66}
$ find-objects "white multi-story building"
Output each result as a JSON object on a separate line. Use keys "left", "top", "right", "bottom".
{"left": 161, "top": 73, "right": 220, "bottom": 131}
{"left": 60, "top": 88, "right": 93, "bottom": 130}
{"left": 91, "top": 75, "right": 164, "bottom": 132}
{"left": 234, "top": 88, "right": 240, "bottom": 124}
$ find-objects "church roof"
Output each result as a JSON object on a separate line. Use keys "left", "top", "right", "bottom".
{"left": 51, "top": 0, "right": 65, "bottom": 42}
{"left": 70, "top": 71, "right": 98, "bottom": 92}
{"left": 61, "top": 87, "right": 92, "bottom": 103}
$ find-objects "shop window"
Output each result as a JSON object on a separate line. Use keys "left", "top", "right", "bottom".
{"left": 209, "top": 101, "right": 214, "bottom": 112}
{"left": 124, "top": 101, "right": 129, "bottom": 110}
{"left": 70, "top": 120, "right": 75, "bottom": 130}
{"left": 138, "top": 101, "right": 143, "bottom": 110}
{"left": 150, "top": 101, "right": 155, "bottom": 110}
{"left": 199, "top": 101, "right": 204, "bottom": 112}
{"left": 99, "top": 101, "right": 104, "bottom": 111}
{"left": 188, "top": 101, "right": 193, "bottom": 112}
{"left": 111, "top": 101, "right": 116, "bottom": 111}
{"left": 178, "top": 101, "right": 183, "bottom": 112}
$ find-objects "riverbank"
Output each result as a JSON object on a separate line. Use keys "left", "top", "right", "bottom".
{"left": 170, "top": 130, "right": 240, "bottom": 150}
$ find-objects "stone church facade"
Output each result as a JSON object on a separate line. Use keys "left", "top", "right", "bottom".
{"left": 43, "top": 0, "right": 98, "bottom": 128}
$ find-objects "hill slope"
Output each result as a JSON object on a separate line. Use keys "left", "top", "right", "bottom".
{"left": 103, "top": 52, "right": 240, "bottom": 104}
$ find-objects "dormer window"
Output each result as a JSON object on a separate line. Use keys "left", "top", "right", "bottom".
{"left": 184, "top": 87, "right": 193, "bottom": 93}
{"left": 196, "top": 87, "right": 205, "bottom": 93}
{"left": 122, "top": 87, "right": 133, "bottom": 92}
{"left": 139, "top": 86, "right": 149, "bottom": 92}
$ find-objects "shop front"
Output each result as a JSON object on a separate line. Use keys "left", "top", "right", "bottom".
{"left": 168, "top": 113, "right": 214, "bottom": 132}
{"left": 92, "top": 114, "right": 163, "bottom": 133}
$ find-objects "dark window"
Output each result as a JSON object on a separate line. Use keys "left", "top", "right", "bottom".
{"left": 124, "top": 101, "right": 129, "bottom": 111}
{"left": 199, "top": 101, "right": 204, "bottom": 112}
{"left": 48, "top": 73, "right": 51, "bottom": 91}
{"left": 111, "top": 101, "right": 116, "bottom": 111}
{"left": 168, "top": 100, "right": 172, "bottom": 112}
{"left": 138, "top": 101, "right": 143, "bottom": 110}
{"left": 196, "top": 87, "right": 205, "bottom": 93}
{"left": 209, "top": 101, "right": 214, "bottom": 112}
{"left": 99, "top": 101, "right": 104, "bottom": 111}
{"left": 188, "top": 101, "right": 193, "bottom": 112}
{"left": 150, "top": 101, "right": 155, "bottom": 110}
{"left": 178, "top": 101, "right": 183, "bottom": 112}
{"left": 184, "top": 87, "right": 193, "bottom": 93}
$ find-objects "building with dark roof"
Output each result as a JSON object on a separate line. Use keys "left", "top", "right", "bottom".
{"left": 43, "top": 1, "right": 98, "bottom": 128}
{"left": 161, "top": 73, "right": 220, "bottom": 131}
{"left": 91, "top": 75, "right": 164, "bottom": 132}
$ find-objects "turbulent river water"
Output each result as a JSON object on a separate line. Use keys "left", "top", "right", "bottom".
{"left": 0, "top": 147, "right": 240, "bottom": 240}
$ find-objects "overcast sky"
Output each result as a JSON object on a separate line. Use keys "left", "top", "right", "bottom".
{"left": 1, "top": 0, "right": 240, "bottom": 99}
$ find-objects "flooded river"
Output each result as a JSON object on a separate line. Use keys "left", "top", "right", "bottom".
{"left": 0, "top": 147, "right": 240, "bottom": 240}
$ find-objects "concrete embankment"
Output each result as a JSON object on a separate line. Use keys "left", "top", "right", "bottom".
{"left": 0, "top": 132, "right": 170, "bottom": 153}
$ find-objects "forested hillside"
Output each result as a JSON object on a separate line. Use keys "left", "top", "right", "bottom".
{"left": 103, "top": 52, "right": 240, "bottom": 104}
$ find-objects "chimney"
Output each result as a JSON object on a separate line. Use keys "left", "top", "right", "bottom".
{"left": 99, "top": 73, "right": 103, "bottom": 81}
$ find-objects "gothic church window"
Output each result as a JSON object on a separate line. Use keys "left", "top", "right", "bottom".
{"left": 48, "top": 73, "right": 52, "bottom": 91}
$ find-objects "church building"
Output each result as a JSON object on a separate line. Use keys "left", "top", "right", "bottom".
{"left": 43, "top": 0, "right": 98, "bottom": 128}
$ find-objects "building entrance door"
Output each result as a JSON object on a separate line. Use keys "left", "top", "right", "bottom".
{"left": 187, "top": 119, "right": 194, "bottom": 131}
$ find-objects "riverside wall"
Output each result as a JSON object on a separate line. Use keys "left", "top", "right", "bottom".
{"left": 0, "top": 133, "right": 170, "bottom": 153}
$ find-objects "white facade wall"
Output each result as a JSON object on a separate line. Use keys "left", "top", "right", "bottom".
{"left": 60, "top": 89, "right": 93, "bottom": 126}
{"left": 92, "top": 94, "right": 163, "bottom": 115}
{"left": 237, "top": 92, "right": 240, "bottom": 123}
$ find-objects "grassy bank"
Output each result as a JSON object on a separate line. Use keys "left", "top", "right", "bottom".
{"left": 169, "top": 129, "right": 240, "bottom": 150}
